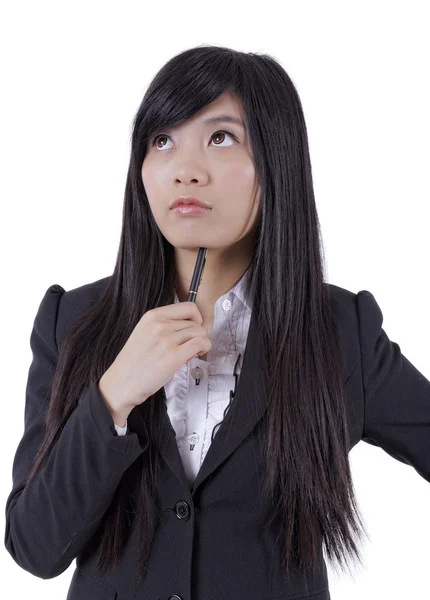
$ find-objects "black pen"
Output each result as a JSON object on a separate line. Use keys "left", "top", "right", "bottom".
{"left": 187, "top": 247, "right": 207, "bottom": 302}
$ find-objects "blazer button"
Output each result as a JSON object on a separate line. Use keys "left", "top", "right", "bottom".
{"left": 174, "top": 500, "right": 190, "bottom": 520}
{"left": 168, "top": 595, "right": 183, "bottom": 600}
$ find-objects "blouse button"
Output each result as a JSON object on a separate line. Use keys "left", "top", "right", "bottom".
{"left": 187, "top": 432, "right": 200, "bottom": 448}
{"left": 222, "top": 298, "right": 232, "bottom": 311}
{"left": 191, "top": 366, "right": 204, "bottom": 380}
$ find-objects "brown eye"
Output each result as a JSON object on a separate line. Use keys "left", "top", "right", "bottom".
{"left": 151, "top": 129, "right": 238, "bottom": 149}
{"left": 212, "top": 131, "right": 226, "bottom": 144}
{"left": 153, "top": 135, "right": 169, "bottom": 149}
{"left": 210, "top": 130, "right": 237, "bottom": 145}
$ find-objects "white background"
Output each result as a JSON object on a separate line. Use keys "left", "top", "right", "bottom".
{"left": 1, "top": 1, "right": 429, "bottom": 598}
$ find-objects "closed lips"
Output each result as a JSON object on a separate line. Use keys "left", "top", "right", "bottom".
{"left": 171, "top": 198, "right": 212, "bottom": 209}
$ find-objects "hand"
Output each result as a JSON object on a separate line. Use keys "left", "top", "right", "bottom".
{"left": 98, "top": 301, "right": 211, "bottom": 414}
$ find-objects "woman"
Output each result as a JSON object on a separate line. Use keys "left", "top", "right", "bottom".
{"left": 5, "top": 45, "right": 430, "bottom": 600}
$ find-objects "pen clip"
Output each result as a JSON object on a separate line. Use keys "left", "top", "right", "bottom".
{"left": 199, "top": 257, "right": 206, "bottom": 285}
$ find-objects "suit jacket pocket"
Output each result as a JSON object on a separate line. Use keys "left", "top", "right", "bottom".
{"left": 66, "top": 567, "right": 118, "bottom": 600}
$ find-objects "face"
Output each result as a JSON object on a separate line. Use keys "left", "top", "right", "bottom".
{"left": 141, "top": 92, "right": 261, "bottom": 253}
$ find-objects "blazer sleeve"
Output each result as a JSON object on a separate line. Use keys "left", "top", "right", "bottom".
{"left": 357, "top": 289, "right": 430, "bottom": 483}
{"left": 4, "top": 284, "right": 149, "bottom": 579}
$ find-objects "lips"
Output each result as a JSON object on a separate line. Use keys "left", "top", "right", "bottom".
{"left": 172, "top": 204, "right": 211, "bottom": 215}
{"left": 170, "top": 197, "right": 212, "bottom": 210}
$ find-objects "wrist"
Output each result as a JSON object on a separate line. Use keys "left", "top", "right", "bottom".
{"left": 98, "top": 374, "right": 133, "bottom": 428}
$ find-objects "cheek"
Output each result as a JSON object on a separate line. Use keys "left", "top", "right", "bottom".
{"left": 141, "top": 164, "right": 156, "bottom": 190}
{"left": 141, "top": 166, "right": 164, "bottom": 210}
{"left": 221, "top": 160, "right": 256, "bottom": 194}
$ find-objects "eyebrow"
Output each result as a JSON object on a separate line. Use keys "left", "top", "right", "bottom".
{"left": 202, "top": 114, "right": 245, "bottom": 129}
{"left": 149, "top": 114, "right": 246, "bottom": 142}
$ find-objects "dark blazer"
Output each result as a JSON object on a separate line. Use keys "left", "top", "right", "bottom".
{"left": 4, "top": 277, "right": 430, "bottom": 600}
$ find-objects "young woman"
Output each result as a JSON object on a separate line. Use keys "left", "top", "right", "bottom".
{"left": 5, "top": 45, "right": 430, "bottom": 600}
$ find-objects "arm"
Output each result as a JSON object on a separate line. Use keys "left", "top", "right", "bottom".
{"left": 4, "top": 284, "right": 149, "bottom": 579}
{"left": 358, "top": 289, "right": 430, "bottom": 482}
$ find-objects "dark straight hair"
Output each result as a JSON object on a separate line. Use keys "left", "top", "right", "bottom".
{"left": 24, "top": 44, "right": 368, "bottom": 583}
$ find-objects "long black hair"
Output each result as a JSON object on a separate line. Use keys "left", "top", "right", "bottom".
{"left": 24, "top": 44, "right": 368, "bottom": 583}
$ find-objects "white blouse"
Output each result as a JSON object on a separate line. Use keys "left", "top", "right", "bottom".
{"left": 114, "top": 267, "right": 253, "bottom": 487}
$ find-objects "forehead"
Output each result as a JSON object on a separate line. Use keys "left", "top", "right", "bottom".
{"left": 175, "top": 93, "right": 246, "bottom": 130}
{"left": 199, "top": 91, "right": 243, "bottom": 116}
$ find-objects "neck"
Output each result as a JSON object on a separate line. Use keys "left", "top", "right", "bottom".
{"left": 174, "top": 247, "right": 251, "bottom": 323}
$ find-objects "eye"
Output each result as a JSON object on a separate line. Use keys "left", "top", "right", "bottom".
{"left": 210, "top": 130, "right": 238, "bottom": 146}
{"left": 151, "top": 129, "right": 238, "bottom": 150}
